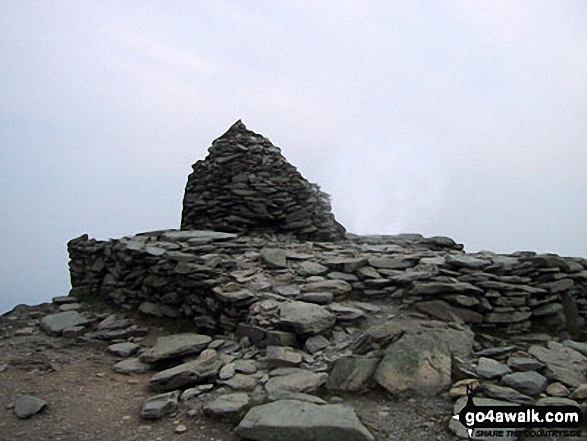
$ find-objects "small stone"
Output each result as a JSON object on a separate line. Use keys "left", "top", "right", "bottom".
{"left": 569, "top": 384, "right": 587, "bottom": 400}
{"left": 546, "top": 382, "right": 570, "bottom": 397}
{"left": 59, "top": 303, "right": 82, "bottom": 311}
{"left": 140, "top": 333, "right": 212, "bottom": 364}
{"left": 219, "top": 363, "right": 236, "bottom": 380}
{"left": 234, "top": 360, "right": 257, "bottom": 374}
{"left": 506, "top": 356, "right": 545, "bottom": 371}
{"left": 174, "top": 424, "right": 187, "bottom": 434}
{"left": 261, "top": 248, "right": 288, "bottom": 269}
{"left": 40, "top": 311, "right": 92, "bottom": 335}
{"left": 13, "top": 395, "right": 47, "bottom": 419}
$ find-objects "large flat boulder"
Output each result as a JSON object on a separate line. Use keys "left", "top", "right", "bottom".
{"left": 235, "top": 400, "right": 374, "bottom": 441}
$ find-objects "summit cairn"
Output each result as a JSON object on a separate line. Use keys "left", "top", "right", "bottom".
{"left": 181, "top": 120, "right": 345, "bottom": 241}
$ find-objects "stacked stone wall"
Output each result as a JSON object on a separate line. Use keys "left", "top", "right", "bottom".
{"left": 68, "top": 230, "right": 587, "bottom": 339}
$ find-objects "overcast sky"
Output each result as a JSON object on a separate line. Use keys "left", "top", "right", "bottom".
{"left": 1, "top": 0, "right": 586, "bottom": 313}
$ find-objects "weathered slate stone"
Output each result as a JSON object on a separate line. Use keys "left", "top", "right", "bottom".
{"left": 261, "top": 248, "right": 288, "bottom": 269}
{"left": 528, "top": 341, "right": 587, "bottom": 387}
{"left": 279, "top": 301, "right": 335, "bottom": 335}
{"left": 475, "top": 357, "right": 512, "bottom": 379}
{"left": 411, "top": 281, "right": 483, "bottom": 296}
{"left": 502, "top": 371, "right": 548, "bottom": 396}
{"left": 298, "top": 261, "right": 329, "bottom": 276}
{"left": 236, "top": 400, "right": 374, "bottom": 441}
{"left": 326, "top": 355, "right": 380, "bottom": 392}
{"left": 140, "top": 391, "right": 179, "bottom": 419}
{"left": 107, "top": 342, "right": 141, "bottom": 357}
{"left": 375, "top": 332, "right": 451, "bottom": 396}
{"left": 204, "top": 393, "right": 250, "bottom": 416}
{"left": 265, "top": 370, "right": 328, "bottom": 398}
{"left": 140, "top": 333, "right": 212, "bottom": 363}
{"left": 149, "top": 353, "right": 223, "bottom": 391}
{"left": 13, "top": 395, "right": 48, "bottom": 419}
{"left": 301, "top": 280, "right": 352, "bottom": 297}
{"left": 112, "top": 357, "right": 152, "bottom": 374}
{"left": 40, "top": 311, "right": 92, "bottom": 335}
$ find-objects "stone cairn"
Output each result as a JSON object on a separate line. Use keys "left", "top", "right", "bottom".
{"left": 181, "top": 120, "right": 345, "bottom": 241}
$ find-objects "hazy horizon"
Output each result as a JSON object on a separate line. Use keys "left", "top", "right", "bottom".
{"left": 2, "top": 1, "right": 586, "bottom": 314}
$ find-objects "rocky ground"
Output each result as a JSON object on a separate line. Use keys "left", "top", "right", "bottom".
{"left": 1, "top": 295, "right": 586, "bottom": 441}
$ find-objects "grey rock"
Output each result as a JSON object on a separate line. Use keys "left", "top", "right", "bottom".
{"left": 304, "top": 335, "right": 330, "bottom": 354}
{"left": 13, "top": 395, "right": 47, "bottom": 419}
{"left": 411, "top": 281, "right": 483, "bottom": 296}
{"left": 140, "top": 391, "right": 179, "bottom": 419}
{"left": 221, "top": 373, "right": 258, "bottom": 391}
{"left": 112, "top": 357, "right": 152, "bottom": 374}
{"left": 475, "top": 357, "right": 512, "bottom": 379}
{"left": 327, "top": 303, "right": 365, "bottom": 321}
{"left": 266, "top": 346, "right": 302, "bottom": 368}
{"left": 480, "top": 383, "right": 535, "bottom": 405}
{"left": 140, "top": 333, "right": 212, "bottom": 363}
{"left": 107, "top": 342, "right": 141, "bottom": 357}
{"left": 300, "top": 292, "right": 333, "bottom": 305}
{"left": 219, "top": 363, "right": 236, "bottom": 380}
{"left": 562, "top": 339, "right": 587, "bottom": 357}
{"left": 279, "top": 301, "right": 335, "bottom": 335}
{"left": 40, "top": 311, "right": 92, "bottom": 335}
{"left": 528, "top": 341, "right": 587, "bottom": 387}
{"left": 97, "top": 314, "right": 132, "bottom": 330}
{"left": 59, "top": 303, "right": 81, "bottom": 311}
{"left": 483, "top": 310, "right": 532, "bottom": 323}
{"left": 368, "top": 257, "right": 413, "bottom": 269}
{"left": 298, "top": 261, "right": 328, "bottom": 276}
{"left": 236, "top": 400, "right": 374, "bottom": 441}
{"left": 445, "top": 254, "right": 491, "bottom": 269}
{"left": 506, "top": 356, "right": 545, "bottom": 371}
{"left": 204, "top": 393, "right": 250, "bottom": 416}
{"left": 149, "top": 353, "right": 223, "bottom": 391}
{"left": 502, "top": 371, "right": 548, "bottom": 396}
{"left": 375, "top": 332, "right": 451, "bottom": 396}
{"left": 326, "top": 355, "right": 380, "bottom": 392}
{"left": 261, "top": 248, "right": 288, "bottom": 269}
{"left": 536, "top": 397, "right": 580, "bottom": 407}
{"left": 161, "top": 230, "right": 238, "bottom": 242}
{"left": 415, "top": 300, "right": 483, "bottom": 324}
{"left": 265, "top": 370, "right": 328, "bottom": 398}
{"left": 266, "top": 391, "right": 326, "bottom": 404}
{"left": 234, "top": 359, "right": 257, "bottom": 374}
{"left": 327, "top": 272, "right": 359, "bottom": 282}
{"left": 301, "top": 280, "right": 352, "bottom": 298}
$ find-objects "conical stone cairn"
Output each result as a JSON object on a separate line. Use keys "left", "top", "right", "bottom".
{"left": 181, "top": 120, "right": 346, "bottom": 241}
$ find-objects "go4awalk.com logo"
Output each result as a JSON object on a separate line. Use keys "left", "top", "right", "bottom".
{"left": 452, "top": 387, "right": 584, "bottom": 439}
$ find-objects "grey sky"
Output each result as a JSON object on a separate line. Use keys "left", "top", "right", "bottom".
{"left": 1, "top": 0, "right": 586, "bottom": 313}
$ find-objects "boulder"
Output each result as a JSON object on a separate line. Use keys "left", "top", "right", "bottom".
{"left": 375, "top": 332, "right": 451, "bottom": 396}
{"left": 279, "top": 301, "right": 335, "bottom": 335}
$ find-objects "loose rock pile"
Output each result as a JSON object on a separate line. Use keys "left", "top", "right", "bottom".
{"left": 181, "top": 120, "right": 345, "bottom": 241}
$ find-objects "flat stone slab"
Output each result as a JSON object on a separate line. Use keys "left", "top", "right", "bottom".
{"left": 140, "top": 333, "right": 212, "bottom": 363}
{"left": 236, "top": 399, "right": 374, "bottom": 441}
{"left": 13, "top": 395, "right": 47, "bottom": 419}
{"left": 40, "top": 311, "right": 92, "bottom": 335}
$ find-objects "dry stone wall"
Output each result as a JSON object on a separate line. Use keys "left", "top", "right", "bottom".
{"left": 181, "top": 120, "right": 345, "bottom": 241}
{"left": 68, "top": 230, "right": 587, "bottom": 339}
